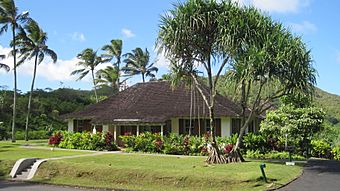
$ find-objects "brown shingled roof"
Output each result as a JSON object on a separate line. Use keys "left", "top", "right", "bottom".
{"left": 63, "top": 81, "right": 245, "bottom": 124}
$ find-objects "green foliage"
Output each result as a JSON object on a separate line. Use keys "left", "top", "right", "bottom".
{"left": 244, "top": 150, "right": 305, "bottom": 160}
{"left": 310, "top": 140, "right": 332, "bottom": 158}
{"left": 242, "top": 133, "right": 267, "bottom": 153}
{"left": 260, "top": 104, "right": 325, "bottom": 155}
{"left": 15, "top": 130, "right": 49, "bottom": 140}
{"left": 332, "top": 146, "right": 340, "bottom": 160}
{"left": 56, "top": 131, "right": 118, "bottom": 151}
{"left": 121, "top": 133, "right": 207, "bottom": 156}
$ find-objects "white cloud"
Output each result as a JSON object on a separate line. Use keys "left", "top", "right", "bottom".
{"left": 233, "top": 0, "right": 310, "bottom": 13}
{"left": 121, "top": 28, "right": 136, "bottom": 38}
{"left": 154, "top": 50, "right": 171, "bottom": 69}
{"left": 336, "top": 52, "right": 340, "bottom": 64}
{"left": 289, "top": 21, "right": 317, "bottom": 34}
{"left": 0, "top": 45, "right": 112, "bottom": 82}
{"left": 70, "top": 32, "right": 86, "bottom": 42}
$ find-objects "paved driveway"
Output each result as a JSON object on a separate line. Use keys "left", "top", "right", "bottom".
{"left": 0, "top": 181, "right": 100, "bottom": 191}
{"left": 280, "top": 159, "right": 340, "bottom": 191}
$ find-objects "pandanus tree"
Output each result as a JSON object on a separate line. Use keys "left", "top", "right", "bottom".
{"left": 122, "top": 47, "right": 158, "bottom": 82}
{"left": 157, "top": 0, "right": 316, "bottom": 163}
{"left": 16, "top": 20, "right": 57, "bottom": 141}
{"left": 0, "top": 0, "right": 31, "bottom": 142}
{"left": 71, "top": 48, "right": 104, "bottom": 103}
{"left": 101, "top": 39, "right": 123, "bottom": 91}
{"left": 0, "top": 55, "right": 10, "bottom": 72}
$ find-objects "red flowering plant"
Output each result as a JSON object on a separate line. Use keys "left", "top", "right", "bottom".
{"left": 224, "top": 144, "right": 234, "bottom": 155}
{"left": 48, "top": 132, "right": 63, "bottom": 147}
{"left": 154, "top": 137, "right": 164, "bottom": 152}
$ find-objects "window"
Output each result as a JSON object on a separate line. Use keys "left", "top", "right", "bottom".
{"left": 231, "top": 118, "right": 241, "bottom": 135}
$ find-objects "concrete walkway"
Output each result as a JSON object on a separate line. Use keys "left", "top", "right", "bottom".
{"left": 279, "top": 159, "right": 340, "bottom": 191}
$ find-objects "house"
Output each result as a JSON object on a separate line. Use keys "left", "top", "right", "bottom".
{"left": 63, "top": 81, "right": 260, "bottom": 145}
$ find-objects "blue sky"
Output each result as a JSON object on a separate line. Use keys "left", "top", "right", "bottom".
{"left": 0, "top": 0, "right": 339, "bottom": 95}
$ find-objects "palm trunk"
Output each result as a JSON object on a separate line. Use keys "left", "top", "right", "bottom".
{"left": 142, "top": 73, "right": 145, "bottom": 83}
{"left": 116, "top": 59, "right": 120, "bottom": 91}
{"left": 25, "top": 53, "right": 38, "bottom": 141}
{"left": 11, "top": 26, "right": 17, "bottom": 143}
{"left": 91, "top": 69, "right": 98, "bottom": 103}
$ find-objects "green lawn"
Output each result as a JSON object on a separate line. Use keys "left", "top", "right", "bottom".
{"left": 0, "top": 140, "right": 92, "bottom": 179}
{"left": 34, "top": 153, "right": 302, "bottom": 191}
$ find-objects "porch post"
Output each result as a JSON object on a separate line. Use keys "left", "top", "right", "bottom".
{"left": 136, "top": 125, "right": 140, "bottom": 136}
{"left": 113, "top": 125, "right": 117, "bottom": 143}
{"left": 161, "top": 125, "right": 164, "bottom": 136}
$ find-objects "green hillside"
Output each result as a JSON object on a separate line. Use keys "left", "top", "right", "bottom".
{"left": 314, "top": 87, "right": 340, "bottom": 126}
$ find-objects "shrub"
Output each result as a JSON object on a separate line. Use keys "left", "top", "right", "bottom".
{"left": 55, "top": 131, "right": 118, "bottom": 151}
{"left": 48, "top": 132, "right": 62, "bottom": 146}
{"left": 16, "top": 130, "right": 50, "bottom": 140}
{"left": 243, "top": 133, "right": 268, "bottom": 153}
{"left": 244, "top": 150, "right": 305, "bottom": 160}
{"left": 311, "top": 140, "right": 332, "bottom": 159}
{"left": 332, "top": 146, "right": 340, "bottom": 160}
{"left": 163, "top": 133, "right": 185, "bottom": 155}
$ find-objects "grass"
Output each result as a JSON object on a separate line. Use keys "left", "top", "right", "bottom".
{"left": 0, "top": 140, "right": 92, "bottom": 179}
{"left": 34, "top": 153, "right": 302, "bottom": 191}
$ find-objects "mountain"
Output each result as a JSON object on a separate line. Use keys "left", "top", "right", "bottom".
{"left": 314, "top": 87, "right": 340, "bottom": 126}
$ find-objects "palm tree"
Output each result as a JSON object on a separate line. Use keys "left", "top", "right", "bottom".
{"left": 96, "top": 66, "right": 118, "bottom": 91}
{"left": 16, "top": 20, "right": 57, "bottom": 141}
{"left": 0, "top": 0, "right": 31, "bottom": 142}
{"left": 71, "top": 48, "right": 103, "bottom": 102}
{"left": 122, "top": 47, "right": 158, "bottom": 82}
{"left": 0, "top": 55, "right": 10, "bottom": 72}
{"left": 101, "top": 39, "right": 122, "bottom": 90}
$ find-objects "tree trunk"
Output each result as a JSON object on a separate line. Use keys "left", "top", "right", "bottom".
{"left": 204, "top": 56, "right": 227, "bottom": 164}
{"left": 91, "top": 69, "right": 98, "bottom": 103}
{"left": 142, "top": 73, "right": 145, "bottom": 83}
{"left": 116, "top": 59, "right": 120, "bottom": 91}
{"left": 25, "top": 53, "right": 39, "bottom": 141}
{"left": 11, "top": 26, "right": 17, "bottom": 143}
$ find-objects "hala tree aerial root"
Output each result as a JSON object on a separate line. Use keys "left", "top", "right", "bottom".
{"left": 206, "top": 145, "right": 227, "bottom": 164}
{"left": 206, "top": 145, "right": 245, "bottom": 164}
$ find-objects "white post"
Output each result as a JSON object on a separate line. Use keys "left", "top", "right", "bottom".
{"left": 113, "top": 125, "right": 117, "bottom": 142}
{"left": 137, "top": 125, "right": 140, "bottom": 136}
{"left": 67, "top": 119, "right": 74, "bottom": 133}
{"left": 161, "top": 125, "right": 164, "bottom": 136}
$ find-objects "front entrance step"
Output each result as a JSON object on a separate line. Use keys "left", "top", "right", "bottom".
{"left": 10, "top": 158, "right": 38, "bottom": 180}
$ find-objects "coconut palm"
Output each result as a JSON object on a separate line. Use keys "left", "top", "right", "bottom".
{"left": 16, "top": 20, "right": 57, "bottom": 141}
{"left": 122, "top": 47, "right": 158, "bottom": 82}
{"left": 0, "top": 55, "right": 9, "bottom": 72}
{"left": 71, "top": 48, "right": 103, "bottom": 103}
{"left": 101, "top": 39, "right": 122, "bottom": 90}
{"left": 0, "top": 0, "right": 31, "bottom": 142}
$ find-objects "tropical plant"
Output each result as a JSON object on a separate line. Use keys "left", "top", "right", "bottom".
{"left": 16, "top": 20, "right": 57, "bottom": 141}
{"left": 0, "top": 55, "right": 9, "bottom": 72}
{"left": 122, "top": 47, "right": 158, "bottom": 82}
{"left": 157, "top": 0, "right": 235, "bottom": 164}
{"left": 71, "top": 48, "right": 104, "bottom": 102}
{"left": 158, "top": 0, "right": 316, "bottom": 163}
{"left": 101, "top": 39, "right": 123, "bottom": 90}
{"left": 0, "top": 0, "right": 31, "bottom": 142}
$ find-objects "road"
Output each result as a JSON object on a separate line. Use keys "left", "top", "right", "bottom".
{"left": 279, "top": 159, "right": 340, "bottom": 191}
{"left": 0, "top": 181, "right": 106, "bottom": 191}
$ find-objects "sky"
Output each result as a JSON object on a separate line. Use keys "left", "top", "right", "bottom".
{"left": 0, "top": 0, "right": 339, "bottom": 95}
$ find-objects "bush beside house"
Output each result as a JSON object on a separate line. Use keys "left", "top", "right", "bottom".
{"left": 49, "top": 131, "right": 119, "bottom": 151}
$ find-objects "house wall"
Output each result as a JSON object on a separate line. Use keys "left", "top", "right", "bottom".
{"left": 171, "top": 118, "right": 179, "bottom": 135}
{"left": 67, "top": 119, "right": 74, "bottom": 133}
{"left": 221, "top": 117, "right": 231, "bottom": 137}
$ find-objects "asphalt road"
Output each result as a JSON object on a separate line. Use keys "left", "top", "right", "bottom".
{"left": 279, "top": 159, "right": 340, "bottom": 191}
{"left": 0, "top": 181, "right": 102, "bottom": 191}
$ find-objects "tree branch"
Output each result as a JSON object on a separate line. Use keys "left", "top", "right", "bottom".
{"left": 213, "top": 56, "right": 229, "bottom": 88}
